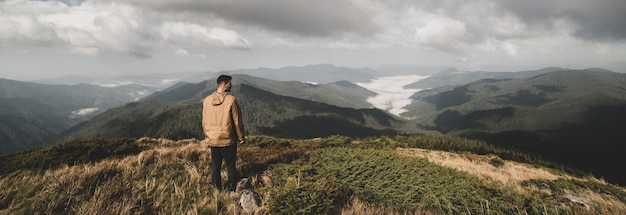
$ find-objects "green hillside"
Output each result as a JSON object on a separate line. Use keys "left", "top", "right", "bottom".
{"left": 405, "top": 70, "right": 626, "bottom": 133}
{"left": 56, "top": 82, "right": 417, "bottom": 144}
{"left": 402, "top": 70, "right": 626, "bottom": 185}
{"left": 235, "top": 74, "right": 375, "bottom": 109}
{"left": 1, "top": 135, "right": 624, "bottom": 214}
{"left": 0, "top": 78, "right": 158, "bottom": 155}
{"left": 0, "top": 98, "right": 71, "bottom": 153}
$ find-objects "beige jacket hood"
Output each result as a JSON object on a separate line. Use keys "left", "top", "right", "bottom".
{"left": 202, "top": 91, "right": 245, "bottom": 147}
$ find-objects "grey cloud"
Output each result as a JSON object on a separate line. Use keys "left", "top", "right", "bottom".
{"left": 496, "top": 0, "right": 626, "bottom": 41}
{"left": 1, "top": 0, "right": 157, "bottom": 58}
{"left": 397, "top": 0, "right": 626, "bottom": 43}
{"left": 386, "top": 0, "right": 626, "bottom": 57}
{"left": 57, "top": 0, "right": 86, "bottom": 6}
{"left": 127, "top": 46, "right": 153, "bottom": 59}
{"left": 392, "top": 1, "right": 536, "bottom": 50}
{"left": 123, "top": 0, "right": 384, "bottom": 37}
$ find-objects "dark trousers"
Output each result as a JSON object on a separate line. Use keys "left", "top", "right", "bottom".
{"left": 210, "top": 143, "right": 239, "bottom": 191}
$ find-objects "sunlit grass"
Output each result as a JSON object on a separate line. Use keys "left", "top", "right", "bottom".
{"left": 1, "top": 135, "right": 624, "bottom": 214}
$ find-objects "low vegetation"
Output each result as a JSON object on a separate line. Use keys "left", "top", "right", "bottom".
{"left": 1, "top": 134, "right": 624, "bottom": 214}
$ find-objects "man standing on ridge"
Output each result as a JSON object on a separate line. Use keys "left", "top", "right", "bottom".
{"left": 202, "top": 75, "right": 245, "bottom": 192}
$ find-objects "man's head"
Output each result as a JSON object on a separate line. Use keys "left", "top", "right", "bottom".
{"left": 217, "top": 75, "right": 233, "bottom": 92}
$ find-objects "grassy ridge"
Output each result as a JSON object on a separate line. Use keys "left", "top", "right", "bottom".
{"left": 272, "top": 148, "right": 549, "bottom": 214}
{"left": 0, "top": 138, "right": 142, "bottom": 175}
{"left": 1, "top": 134, "right": 624, "bottom": 214}
{"left": 0, "top": 137, "right": 308, "bottom": 214}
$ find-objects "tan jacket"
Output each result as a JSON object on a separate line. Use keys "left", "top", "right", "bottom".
{"left": 202, "top": 91, "right": 245, "bottom": 147}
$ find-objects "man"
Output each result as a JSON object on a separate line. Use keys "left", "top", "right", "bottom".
{"left": 202, "top": 75, "right": 245, "bottom": 192}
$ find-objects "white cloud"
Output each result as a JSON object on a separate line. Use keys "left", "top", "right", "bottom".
{"left": 357, "top": 75, "right": 428, "bottom": 116}
{"left": 159, "top": 22, "right": 250, "bottom": 51}
{"left": 128, "top": 90, "right": 150, "bottom": 100}
{"left": 93, "top": 80, "right": 135, "bottom": 87}
{"left": 174, "top": 49, "right": 188, "bottom": 57}
{"left": 37, "top": 1, "right": 152, "bottom": 57}
{"left": 501, "top": 41, "right": 519, "bottom": 57}
{"left": 1, "top": 0, "right": 153, "bottom": 57}
{"left": 160, "top": 78, "right": 180, "bottom": 85}
{"left": 0, "top": 0, "right": 66, "bottom": 44}
{"left": 70, "top": 107, "right": 100, "bottom": 118}
{"left": 413, "top": 13, "right": 467, "bottom": 54}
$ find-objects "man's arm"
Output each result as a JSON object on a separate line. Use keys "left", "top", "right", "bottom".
{"left": 201, "top": 98, "right": 209, "bottom": 138}
{"left": 231, "top": 98, "right": 245, "bottom": 143}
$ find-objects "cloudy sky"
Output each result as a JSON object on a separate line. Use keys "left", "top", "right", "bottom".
{"left": 1, "top": 0, "right": 625, "bottom": 81}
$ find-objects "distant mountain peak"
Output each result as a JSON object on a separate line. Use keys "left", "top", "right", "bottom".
{"left": 583, "top": 68, "right": 615, "bottom": 73}
{"left": 331, "top": 80, "right": 359, "bottom": 88}
{"left": 303, "top": 63, "right": 337, "bottom": 68}
{"left": 433, "top": 68, "right": 460, "bottom": 76}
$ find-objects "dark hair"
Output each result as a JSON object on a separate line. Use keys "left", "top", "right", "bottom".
{"left": 217, "top": 75, "right": 232, "bottom": 85}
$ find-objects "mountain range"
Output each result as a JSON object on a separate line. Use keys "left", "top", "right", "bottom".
{"left": 404, "top": 67, "right": 567, "bottom": 89}
{"left": 6, "top": 64, "right": 415, "bottom": 155}
{"left": 35, "top": 64, "right": 440, "bottom": 88}
{"left": 2, "top": 65, "right": 625, "bottom": 185}
{"left": 55, "top": 74, "right": 417, "bottom": 144}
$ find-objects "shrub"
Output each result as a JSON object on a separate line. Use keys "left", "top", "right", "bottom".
{"left": 246, "top": 135, "right": 292, "bottom": 148}
{"left": 321, "top": 135, "right": 352, "bottom": 147}
{"left": 267, "top": 177, "right": 336, "bottom": 215}
{"left": 361, "top": 136, "right": 397, "bottom": 148}
{"left": 489, "top": 157, "right": 505, "bottom": 167}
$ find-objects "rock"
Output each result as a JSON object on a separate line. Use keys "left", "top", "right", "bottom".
{"left": 561, "top": 194, "right": 596, "bottom": 210}
{"left": 239, "top": 190, "right": 262, "bottom": 214}
{"left": 235, "top": 178, "right": 263, "bottom": 214}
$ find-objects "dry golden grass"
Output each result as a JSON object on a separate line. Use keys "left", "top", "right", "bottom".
{"left": 339, "top": 197, "right": 435, "bottom": 215}
{"left": 0, "top": 137, "right": 326, "bottom": 214}
{"left": 397, "top": 147, "right": 626, "bottom": 214}
{"left": 0, "top": 138, "right": 254, "bottom": 214}
{"left": 397, "top": 148, "right": 566, "bottom": 188}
